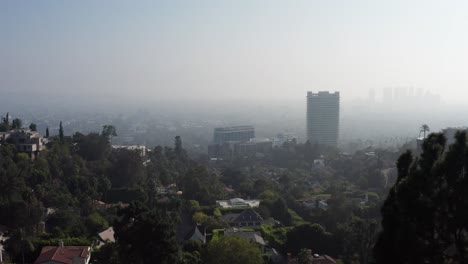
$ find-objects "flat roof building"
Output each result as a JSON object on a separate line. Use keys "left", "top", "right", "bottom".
{"left": 306, "top": 91, "right": 340, "bottom": 146}
{"left": 213, "top": 126, "right": 255, "bottom": 144}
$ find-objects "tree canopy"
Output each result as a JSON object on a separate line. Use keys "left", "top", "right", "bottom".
{"left": 374, "top": 131, "right": 468, "bottom": 263}
{"left": 204, "top": 235, "right": 263, "bottom": 264}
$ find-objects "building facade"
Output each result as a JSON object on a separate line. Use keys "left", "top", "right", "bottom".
{"left": 213, "top": 126, "right": 255, "bottom": 144}
{"left": 306, "top": 91, "right": 340, "bottom": 146}
{"left": 0, "top": 129, "right": 47, "bottom": 159}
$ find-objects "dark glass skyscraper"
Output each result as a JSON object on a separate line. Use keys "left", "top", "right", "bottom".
{"left": 306, "top": 91, "right": 340, "bottom": 146}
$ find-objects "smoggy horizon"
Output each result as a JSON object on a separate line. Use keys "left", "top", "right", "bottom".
{"left": 2, "top": 0, "right": 468, "bottom": 104}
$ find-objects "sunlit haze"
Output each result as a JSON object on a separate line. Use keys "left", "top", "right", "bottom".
{"left": 2, "top": 0, "right": 468, "bottom": 103}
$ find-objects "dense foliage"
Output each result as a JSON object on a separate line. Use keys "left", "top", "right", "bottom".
{"left": 0, "top": 118, "right": 408, "bottom": 263}
{"left": 0, "top": 124, "right": 226, "bottom": 263}
{"left": 375, "top": 131, "right": 468, "bottom": 263}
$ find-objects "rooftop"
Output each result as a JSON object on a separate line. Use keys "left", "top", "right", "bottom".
{"left": 214, "top": 126, "right": 254, "bottom": 132}
{"left": 307, "top": 91, "right": 340, "bottom": 97}
{"left": 98, "top": 227, "right": 115, "bottom": 243}
{"left": 34, "top": 246, "right": 90, "bottom": 264}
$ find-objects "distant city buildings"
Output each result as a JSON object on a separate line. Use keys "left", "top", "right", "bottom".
{"left": 380, "top": 87, "right": 441, "bottom": 105}
{"left": 306, "top": 91, "right": 340, "bottom": 146}
{"left": 209, "top": 125, "right": 276, "bottom": 159}
{"left": 213, "top": 126, "right": 255, "bottom": 144}
{"left": 272, "top": 133, "right": 296, "bottom": 148}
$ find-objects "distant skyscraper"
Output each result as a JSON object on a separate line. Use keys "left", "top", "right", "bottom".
{"left": 306, "top": 91, "right": 340, "bottom": 146}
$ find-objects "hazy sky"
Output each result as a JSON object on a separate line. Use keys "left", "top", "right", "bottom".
{"left": 2, "top": 0, "right": 468, "bottom": 103}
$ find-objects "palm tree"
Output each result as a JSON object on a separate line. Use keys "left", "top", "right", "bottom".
{"left": 420, "top": 124, "right": 430, "bottom": 138}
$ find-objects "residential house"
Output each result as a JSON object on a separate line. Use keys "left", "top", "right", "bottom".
{"left": 34, "top": 245, "right": 91, "bottom": 264}
{"left": 1, "top": 129, "right": 47, "bottom": 159}
{"left": 216, "top": 198, "right": 260, "bottom": 209}
{"left": 222, "top": 209, "right": 264, "bottom": 228}
{"left": 224, "top": 228, "right": 266, "bottom": 251}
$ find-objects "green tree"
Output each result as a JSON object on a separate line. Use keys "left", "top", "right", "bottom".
{"left": 115, "top": 201, "right": 179, "bottom": 264}
{"left": 91, "top": 243, "right": 121, "bottom": 264}
{"left": 297, "top": 248, "right": 313, "bottom": 264}
{"left": 337, "top": 216, "right": 379, "bottom": 264}
{"left": 3, "top": 112, "right": 10, "bottom": 125}
{"left": 4, "top": 229, "right": 35, "bottom": 264}
{"left": 182, "top": 166, "right": 223, "bottom": 205}
{"left": 0, "top": 112, "right": 10, "bottom": 131}
{"left": 419, "top": 124, "right": 430, "bottom": 138}
{"left": 109, "top": 148, "right": 145, "bottom": 188}
{"left": 374, "top": 132, "right": 468, "bottom": 263}
{"left": 174, "top": 136, "right": 183, "bottom": 155}
{"left": 204, "top": 236, "right": 263, "bottom": 264}
{"left": 85, "top": 212, "right": 109, "bottom": 232}
{"left": 29, "top": 123, "right": 37, "bottom": 131}
{"left": 12, "top": 118, "right": 22, "bottom": 129}
{"left": 285, "top": 223, "right": 332, "bottom": 255}
{"left": 73, "top": 132, "right": 110, "bottom": 161}
{"left": 192, "top": 212, "right": 209, "bottom": 224}
{"left": 46, "top": 127, "right": 50, "bottom": 138}
{"left": 270, "top": 198, "right": 292, "bottom": 226}
{"left": 174, "top": 136, "right": 188, "bottom": 161}
{"left": 59, "top": 121, "right": 64, "bottom": 143}
{"left": 101, "top": 125, "right": 117, "bottom": 142}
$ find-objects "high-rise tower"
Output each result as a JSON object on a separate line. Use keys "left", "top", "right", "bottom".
{"left": 306, "top": 91, "right": 340, "bottom": 146}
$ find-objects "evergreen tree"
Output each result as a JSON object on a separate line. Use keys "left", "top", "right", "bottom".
{"left": 204, "top": 235, "right": 263, "bottom": 264}
{"left": 29, "top": 123, "right": 37, "bottom": 131}
{"left": 374, "top": 132, "right": 468, "bottom": 263}
{"left": 174, "top": 135, "right": 185, "bottom": 157}
{"left": 0, "top": 112, "right": 10, "bottom": 132}
{"left": 101, "top": 125, "right": 117, "bottom": 142}
{"left": 59, "top": 121, "right": 64, "bottom": 143}
{"left": 115, "top": 201, "right": 179, "bottom": 264}
{"left": 46, "top": 127, "right": 49, "bottom": 138}
{"left": 11, "top": 118, "right": 22, "bottom": 130}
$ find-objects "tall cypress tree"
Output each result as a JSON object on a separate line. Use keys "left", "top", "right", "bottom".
{"left": 59, "top": 122, "right": 64, "bottom": 143}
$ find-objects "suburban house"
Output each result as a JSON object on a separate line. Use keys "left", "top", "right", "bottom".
{"left": 222, "top": 209, "right": 264, "bottom": 228}
{"left": 96, "top": 227, "right": 115, "bottom": 248}
{"left": 216, "top": 198, "right": 260, "bottom": 209}
{"left": 0, "top": 129, "right": 47, "bottom": 159}
{"left": 224, "top": 228, "right": 266, "bottom": 251}
{"left": 34, "top": 245, "right": 91, "bottom": 264}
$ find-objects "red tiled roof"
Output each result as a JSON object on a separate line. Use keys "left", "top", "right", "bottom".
{"left": 34, "top": 246, "right": 90, "bottom": 264}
